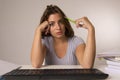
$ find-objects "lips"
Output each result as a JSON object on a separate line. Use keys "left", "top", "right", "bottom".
{"left": 56, "top": 31, "right": 63, "bottom": 35}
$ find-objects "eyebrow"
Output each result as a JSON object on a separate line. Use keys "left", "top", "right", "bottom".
{"left": 48, "top": 18, "right": 63, "bottom": 23}
{"left": 48, "top": 21, "right": 54, "bottom": 23}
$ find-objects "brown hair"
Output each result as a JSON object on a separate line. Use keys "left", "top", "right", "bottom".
{"left": 40, "top": 5, "right": 74, "bottom": 38}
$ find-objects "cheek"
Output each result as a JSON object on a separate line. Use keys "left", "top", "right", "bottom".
{"left": 61, "top": 26, "right": 66, "bottom": 32}
{"left": 50, "top": 27, "right": 54, "bottom": 34}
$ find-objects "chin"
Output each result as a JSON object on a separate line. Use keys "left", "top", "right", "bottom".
{"left": 55, "top": 36, "right": 63, "bottom": 39}
{"left": 54, "top": 35, "right": 65, "bottom": 39}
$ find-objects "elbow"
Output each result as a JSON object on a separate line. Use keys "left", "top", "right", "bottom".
{"left": 32, "top": 64, "right": 42, "bottom": 68}
{"left": 31, "top": 62, "right": 42, "bottom": 68}
{"left": 31, "top": 58, "right": 43, "bottom": 68}
{"left": 82, "top": 64, "right": 93, "bottom": 69}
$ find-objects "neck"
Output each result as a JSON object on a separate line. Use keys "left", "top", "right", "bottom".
{"left": 53, "top": 37, "right": 68, "bottom": 44}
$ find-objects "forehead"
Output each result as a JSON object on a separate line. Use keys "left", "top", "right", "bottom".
{"left": 48, "top": 13, "right": 62, "bottom": 21}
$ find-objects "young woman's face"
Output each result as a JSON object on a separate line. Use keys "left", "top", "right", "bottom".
{"left": 48, "top": 13, "right": 66, "bottom": 38}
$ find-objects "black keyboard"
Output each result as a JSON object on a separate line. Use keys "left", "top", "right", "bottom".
{"left": 2, "top": 68, "right": 109, "bottom": 80}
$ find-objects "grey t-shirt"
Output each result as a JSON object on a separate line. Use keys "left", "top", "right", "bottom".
{"left": 42, "top": 36, "right": 84, "bottom": 65}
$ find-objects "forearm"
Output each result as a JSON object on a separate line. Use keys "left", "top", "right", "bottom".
{"left": 83, "top": 27, "right": 96, "bottom": 68}
{"left": 31, "top": 30, "right": 45, "bottom": 68}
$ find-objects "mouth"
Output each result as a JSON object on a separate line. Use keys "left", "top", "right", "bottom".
{"left": 56, "top": 31, "right": 63, "bottom": 35}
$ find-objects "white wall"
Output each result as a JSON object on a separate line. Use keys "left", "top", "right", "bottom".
{"left": 0, "top": 0, "right": 120, "bottom": 64}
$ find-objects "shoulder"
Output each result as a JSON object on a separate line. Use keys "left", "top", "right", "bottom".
{"left": 68, "top": 36, "right": 85, "bottom": 47}
{"left": 43, "top": 36, "right": 52, "bottom": 41}
{"left": 42, "top": 36, "right": 52, "bottom": 47}
{"left": 69, "top": 36, "right": 84, "bottom": 43}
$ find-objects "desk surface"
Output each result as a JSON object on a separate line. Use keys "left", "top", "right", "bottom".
{"left": 95, "top": 64, "right": 120, "bottom": 80}
{"left": 20, "top": 64, "right": 120, "bottom": 80}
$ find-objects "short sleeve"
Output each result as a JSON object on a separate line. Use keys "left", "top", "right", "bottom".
{"left": 42, "top": 38, "right": 45, "bottom": 45}
{"left": 71, "top": 36, "right": 85, "bottom": 48}
{"left": 41, "top": 37, "right": 52, "bottom": 48}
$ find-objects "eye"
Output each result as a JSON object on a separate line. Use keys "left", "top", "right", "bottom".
{"left": 58, "top": 19, "right": 64, "bottom": 24}
{"left": 49, "top": 22, "right": 54, "bottom": 27}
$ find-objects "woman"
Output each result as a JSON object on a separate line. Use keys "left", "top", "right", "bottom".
{"left": 31, "top": 5, "right": 96, "bottom": 68}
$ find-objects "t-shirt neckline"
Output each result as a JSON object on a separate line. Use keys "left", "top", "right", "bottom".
{"left": 51, "top": 37, "right": 70, "bottom": 60}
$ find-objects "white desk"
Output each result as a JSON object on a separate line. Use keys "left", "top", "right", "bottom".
{"left": 94, "top": 64, "right": 120, "bottom": 80}
{"left": 20, "top": 64, "right": 120, "bottom": 80}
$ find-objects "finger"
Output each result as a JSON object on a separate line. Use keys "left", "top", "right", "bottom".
{"left": 45, "top": 25, "right": 50, "bottom": 35}
{"left": 43, "top": 21, "right": 49, "bottom": 33}
{"left": 79, "top": 21, "right": 84, "bottom": 25}
{"left": 76, "top": 21, "right": 79, "bottom": 28}
{"left": 81, "top": 24, "right": 87, "bottom": 29}
{"left": 75, "top": 19, "right": 81, "bottom": 28}
{"left": 75, "top": 18, "right": 84, "bottom": 28}
{"left": 78, "top": 21, "right": 84, "bottom": 27}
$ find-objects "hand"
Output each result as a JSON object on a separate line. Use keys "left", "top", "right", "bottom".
{"left": 75, "top": 17, "right": 94, "bottom": 30}
{"left": 36, "top": 21, "right": 50, "bottom": 35}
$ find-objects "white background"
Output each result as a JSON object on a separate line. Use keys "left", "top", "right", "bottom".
{"left": 0, "top": 0, "right": 120, "bottom": 64}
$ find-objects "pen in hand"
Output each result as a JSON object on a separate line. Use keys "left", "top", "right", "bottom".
{"left": 65, "top": 17, "right": 84, "bottom": 25}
